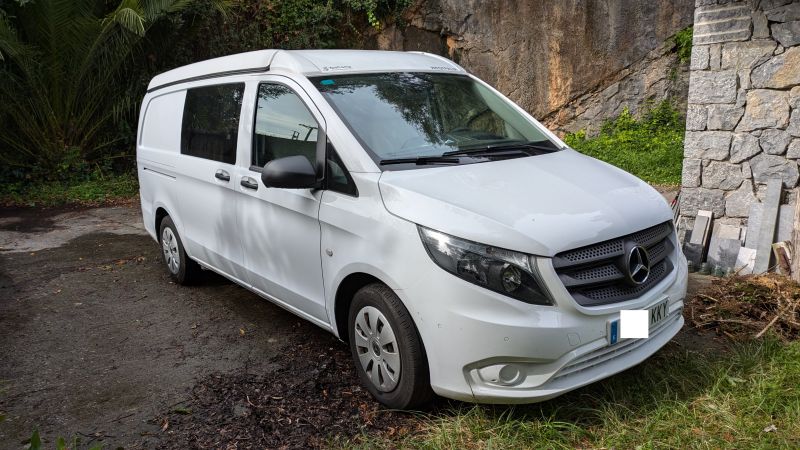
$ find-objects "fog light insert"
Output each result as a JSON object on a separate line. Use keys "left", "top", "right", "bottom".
{"left": 477, "top": 363, "right": 523, "bottom": 386}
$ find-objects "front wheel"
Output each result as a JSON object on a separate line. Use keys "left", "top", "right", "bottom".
{"left": 158, "top": 216, "right": 202, "bottom": 285}
{"left": 348, "top": 283, "right": 434, "bottom": 409}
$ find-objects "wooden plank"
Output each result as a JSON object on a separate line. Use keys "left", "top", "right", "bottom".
{"left": 772, "top": 241, "right": 792, "bottom": 276}
{"left": 792, "top": 190, "right": 800, "bottom": 282}
{"left": 754, "top": 179, "right": 782, "bottom": 274}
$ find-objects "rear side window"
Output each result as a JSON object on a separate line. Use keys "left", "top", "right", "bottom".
{"left": 252, "top": 83, "right": 319, "bottom": 169}
{"left": 181, "top": 83, "right": 244, "bottom": 164}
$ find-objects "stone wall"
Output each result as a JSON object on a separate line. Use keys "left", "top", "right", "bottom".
{"left": 680, "top": 0, "right": 800, "bottom": 228}
{"left": 374, "top": 0, "right": 694, "bottom": 135}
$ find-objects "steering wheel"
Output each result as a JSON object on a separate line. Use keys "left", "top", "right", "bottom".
{"left": 465, "top": 107, "right": 492, "bottom": 127}
{"left": 448, "top": 108, "right": 493, "bottom": 135}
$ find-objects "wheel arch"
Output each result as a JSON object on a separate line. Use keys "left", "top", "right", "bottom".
{"left": 151, "top": 203, "right": 193, "bottom": 259}
{"left": 155, "top": 206, "right": 169, "bottom": 236}
{"left": 333, "top": 272, "right": 384, "bottom": 342}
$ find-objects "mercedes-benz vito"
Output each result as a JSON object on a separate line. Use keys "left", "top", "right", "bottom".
{"left": 137, "top": 49, "right": 688, "bottom": 409}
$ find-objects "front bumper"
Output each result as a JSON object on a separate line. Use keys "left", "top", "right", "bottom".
{"left": 398, "top": 237, "right": 689, "bottom": 404}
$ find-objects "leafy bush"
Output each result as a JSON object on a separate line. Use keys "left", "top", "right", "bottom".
{"left": 564, "top": 101, "right": 685, "bottom": 185}
{"left": 673, "top": 26, "right": 693, "bottom": 63}
{"left": 0, "top": 171, "right": 138, "bottom": 207}
{"left": 0, "top": 0, "right": 227, "bottom": 180}
{"left": 0, "top": 0, "right": 411, "bottom": 190}
{"left": 143, "top": 0, "right": 411, "bottom": 73}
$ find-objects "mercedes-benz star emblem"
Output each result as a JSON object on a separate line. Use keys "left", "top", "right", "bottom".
{"left": 626, "top": 245, "right": 651, "bottom": 285}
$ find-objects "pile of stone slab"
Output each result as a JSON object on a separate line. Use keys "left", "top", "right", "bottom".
{"left": 682, "top": 178, "right": 798, "bottom": 277}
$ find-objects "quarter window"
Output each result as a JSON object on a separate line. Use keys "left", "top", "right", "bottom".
{"left": 180, "top": 83, "right": 244, "bottom": 164}
{"left": 252, "top": 83, "right": 319, "bottom": 168}
{"left": 326, "top": 144, "right": 358, "bottom": 197}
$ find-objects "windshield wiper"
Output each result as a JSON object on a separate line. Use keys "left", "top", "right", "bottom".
{"left": 442, "top": 141, "right": 561, "bottom": 157}
{"left": 379, "top": 155, "right": 462, "bottom": 166}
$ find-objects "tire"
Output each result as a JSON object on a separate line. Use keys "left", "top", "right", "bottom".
{"left": 158, "top": 216, "right": 202, "bottom": 285}
{"left": 348, "top": 283, "right": 434, "bottom": 409}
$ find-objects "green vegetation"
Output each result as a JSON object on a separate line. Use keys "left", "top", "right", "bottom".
{"left": 564, "top": 101, "right": 685, "bottom": 185}
{"left": 352, "top": 338, "right": 800, "bottom": 449}
{"left": 0, "top": 0, "right": 401, "bottom": 207}
{"left": 0, "top": 0, "right": 410, "bottom": 206}
{"left": 26, "top": 429, "right": 102, "bottom": 450}
{"left": 673, "top": 26, "right": 693, "bottom": 64}
{"left": 0, "top": 0, "right": 228, "bottom": 176}
{"left": 0, "top": 171, "right": 138, "bottom": 207}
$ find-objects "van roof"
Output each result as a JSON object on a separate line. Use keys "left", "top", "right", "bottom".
{"left": 147, "top": 49, "right": 466, "bottom": 92}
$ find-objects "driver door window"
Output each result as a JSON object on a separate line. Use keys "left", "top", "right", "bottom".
{"left": 252, "top": 83, "right": 319, "bottom": 169}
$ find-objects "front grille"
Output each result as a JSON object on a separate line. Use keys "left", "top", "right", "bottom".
{"left": 553, "top": 221, "right": 675, "bottom": 306}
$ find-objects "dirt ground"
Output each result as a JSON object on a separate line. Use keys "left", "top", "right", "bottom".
{"left": 0, "top": 202, "right": 701, "bottom": 449}
{"left": 0, "top": 206, "right": 408, "bottom": 449}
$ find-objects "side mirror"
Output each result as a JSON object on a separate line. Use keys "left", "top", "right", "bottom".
{"left": 261, "top": 155, "right": 318, "bottom": 189}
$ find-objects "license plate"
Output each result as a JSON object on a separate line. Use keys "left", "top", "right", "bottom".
{"left": 649, "top": 299, "right": 669, "bottom": 327}
{"left": 608, "top": 299, "right": 669, "bottom": 345}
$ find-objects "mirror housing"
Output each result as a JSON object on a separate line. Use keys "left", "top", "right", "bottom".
{"left": 261, "top": 155, "right": 318, "bottom": 189}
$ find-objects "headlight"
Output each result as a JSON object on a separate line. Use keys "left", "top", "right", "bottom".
{"left": 418, "top": 226, "right": 552, "bottom": 305}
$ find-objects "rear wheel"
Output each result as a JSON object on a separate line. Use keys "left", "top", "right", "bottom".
{"left": 158, "top": 216, "right": 202, "bottom": 285}
{"left": 348, "top": 283, "right": 434, "bottom": 409}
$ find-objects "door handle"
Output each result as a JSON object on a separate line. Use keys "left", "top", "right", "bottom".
{"left": 215, "top": 169, "right": 230, "bottom": 182}
{"left": 240, "top": 176, "right": 259, "bottom": 190}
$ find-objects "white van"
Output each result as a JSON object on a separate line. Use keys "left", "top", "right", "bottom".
{"left": 137, "top": 50, "right": 688, "bottom": 409}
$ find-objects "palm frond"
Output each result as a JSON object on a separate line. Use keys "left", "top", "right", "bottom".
{"left": 103, "top": 0, "right": 146, "bottom": 37}
{"left": 0, "top": 0, "right": 213, "bottom": 173}
{"left": 141, "top": 0, "right": 231, "bottom": 22}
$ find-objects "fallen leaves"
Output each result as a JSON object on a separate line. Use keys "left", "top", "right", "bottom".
{"left": 161, "top": 417, "right": 169, "bottom": 432}
{"left": 687, "top": 274, "right": 800, "bottom": 341}
{"left": 152, "top": 337, "right": 411, "bottom": 448}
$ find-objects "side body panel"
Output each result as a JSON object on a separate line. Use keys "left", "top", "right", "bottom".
{"left": 233, "top": 77, "right": 328, "bottom": 323}
{"left": 137, "top": 90, "right": 186, "bottom": 242}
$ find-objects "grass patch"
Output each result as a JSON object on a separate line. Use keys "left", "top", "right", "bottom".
{"left": 564, "top": 101, "right": 685, "bottom": 186}
{"left": 351, "top": 338, "right": 800, "bottom": 449}
{"left": 0, "top": 172, "right": 138, "bottom": 207}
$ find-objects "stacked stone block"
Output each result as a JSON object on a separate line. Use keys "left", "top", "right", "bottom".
{"left": 681, "top": 0, "right": 800, "bottom": 228}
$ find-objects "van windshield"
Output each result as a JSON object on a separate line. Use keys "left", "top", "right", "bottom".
{"left": 311, "top": 73, "right": 562, "bottom": 169}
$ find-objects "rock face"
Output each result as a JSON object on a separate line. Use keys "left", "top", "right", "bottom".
{"left": 680, "top": 0, "right": 800, "bottom": 231}
{"left": 375, "top": 0, "right": 694, "bottom": 134}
